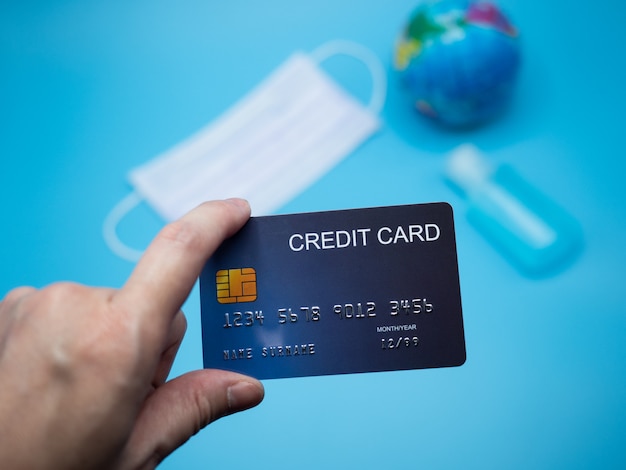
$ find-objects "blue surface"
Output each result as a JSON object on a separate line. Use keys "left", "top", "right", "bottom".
{"left": 1, "top": 1, "right": 625, "bottom": 468}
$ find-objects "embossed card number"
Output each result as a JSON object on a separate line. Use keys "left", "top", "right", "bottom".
{"left": 200, "top": 203, "right": 466, "bottom": 380}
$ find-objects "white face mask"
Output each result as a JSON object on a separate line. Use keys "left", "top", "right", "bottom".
{"left": 103, "top": 40, "right": 386, "bottom": 262}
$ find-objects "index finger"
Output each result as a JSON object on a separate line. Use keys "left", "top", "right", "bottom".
{"left": 114, "top": 199, "right": 251, "bottom": 343}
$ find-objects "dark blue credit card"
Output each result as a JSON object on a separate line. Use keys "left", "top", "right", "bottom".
{"left": 200, "top": 203, "right": 466, "bottom": 380}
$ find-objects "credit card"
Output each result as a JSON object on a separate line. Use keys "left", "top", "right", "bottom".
{"left": 200, "top": 203, "right": 466, "bottom": 380}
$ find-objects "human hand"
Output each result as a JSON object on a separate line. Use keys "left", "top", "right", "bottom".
{"left": 0, "top": 199, "right": 264, "bottom": 469}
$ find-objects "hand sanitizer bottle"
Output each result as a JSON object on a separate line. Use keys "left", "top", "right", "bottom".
{"left": 445, "top": 145, "right": 583, "bottom": 276}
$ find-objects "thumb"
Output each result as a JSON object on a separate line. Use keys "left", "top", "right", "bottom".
{"left": 120, "top": 370, "right": 264, "bottom": 469}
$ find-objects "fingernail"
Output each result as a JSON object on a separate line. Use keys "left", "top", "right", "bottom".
{"left": 227, "top": 380, "right": 264, "bottom": 411}
{"left": 225, "top": 198, "right": 250, "bottom": 212}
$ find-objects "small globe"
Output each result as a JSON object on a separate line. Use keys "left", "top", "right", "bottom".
{"left": 394, "top": 0, "right": 521, "bottom": 127}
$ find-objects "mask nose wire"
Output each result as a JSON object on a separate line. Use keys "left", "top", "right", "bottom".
{"left": 309, "top": 40, "right": 387, "bottom": 115}
{"left": 102, "top": 191, "right": 144, "bottom": 262}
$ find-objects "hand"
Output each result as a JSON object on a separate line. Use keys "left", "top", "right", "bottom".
{"left": 0, "top": 199, "right": 264, "bottom": 469}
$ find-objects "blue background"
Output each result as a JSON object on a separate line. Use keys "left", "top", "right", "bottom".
{"left": 1, "top": 1, "right": 625, "bottom": 468}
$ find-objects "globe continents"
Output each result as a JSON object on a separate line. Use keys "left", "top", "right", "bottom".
{"left": 394, "top": 0, "right": 521, "bottom": 127}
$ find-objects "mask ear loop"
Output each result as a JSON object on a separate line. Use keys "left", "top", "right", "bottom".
{"left": 310, "top": 39, "right": 387, "bottom": 115}
{"left": 102, "top": 191, "right": 144, "bottom": 262}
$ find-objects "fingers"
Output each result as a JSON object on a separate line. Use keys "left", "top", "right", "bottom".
{"left": 114, "top": 199, "right": 250, "bottom": 344}
{"left": 121, "top": 370, "right": 264, "bottom": 468}
{"left": 0, "top": 286, "right": 36, "bottom": 339}
{"left": 1, "top": 286, "right": 36, "bottom": 306}
{"left": 151, "top": 310, "right": 187, "bottom": 387}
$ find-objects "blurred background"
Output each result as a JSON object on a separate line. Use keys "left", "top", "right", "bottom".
{"left": 1, "top": 0, "right": 625, "bottom": 468}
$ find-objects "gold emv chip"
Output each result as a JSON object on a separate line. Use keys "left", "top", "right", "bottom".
{"left": 216, "top": 268, "right": 257, "bottom": 304}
